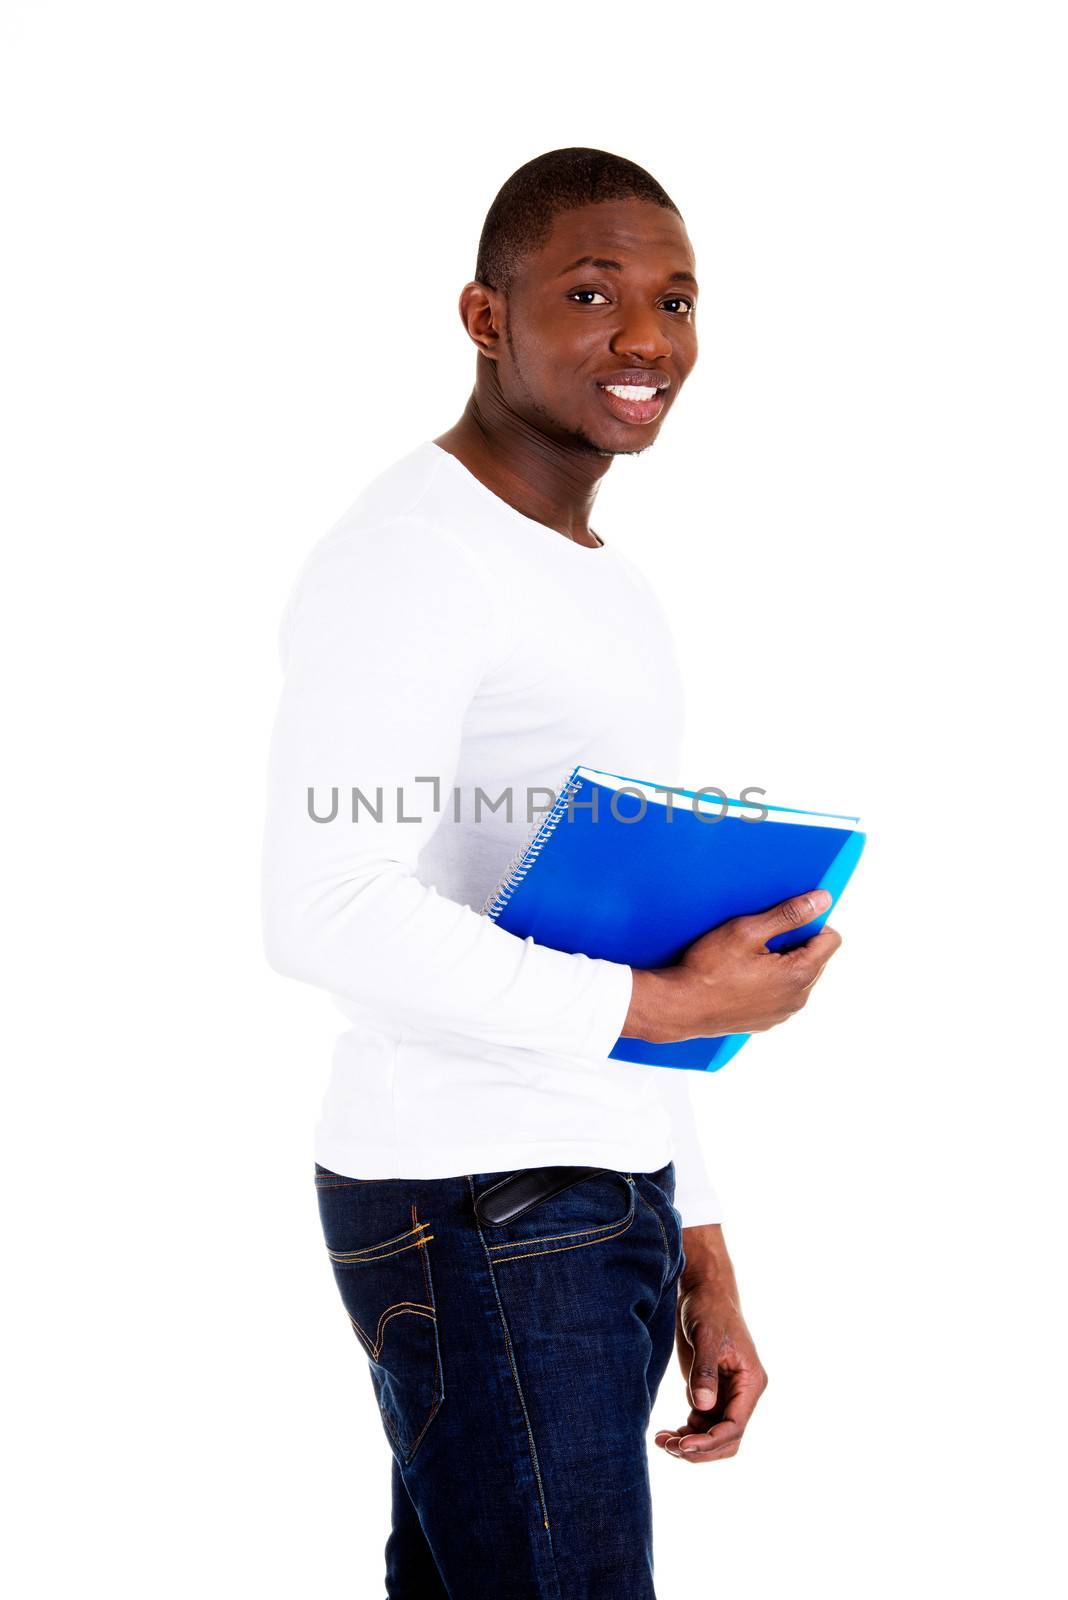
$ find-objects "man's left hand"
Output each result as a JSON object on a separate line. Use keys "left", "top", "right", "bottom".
{"left": 654, "top": 1223, "right": 768, "bottom": 1463}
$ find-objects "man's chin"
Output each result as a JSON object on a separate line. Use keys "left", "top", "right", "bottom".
{"left": 571, "top": 425, "right": 658, "bottom": 457}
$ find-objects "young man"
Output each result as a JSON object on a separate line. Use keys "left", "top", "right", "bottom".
{"left": 262, "top": 148, "right": 841, "bottom": 1598}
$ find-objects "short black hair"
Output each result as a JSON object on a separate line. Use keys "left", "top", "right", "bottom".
{"left": 475, "top": 147, "right": 682, "bottom": 294}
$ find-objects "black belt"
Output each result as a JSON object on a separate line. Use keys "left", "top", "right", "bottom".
{"left": 473, "top": 1165, "right": 607, "bottom": 1227}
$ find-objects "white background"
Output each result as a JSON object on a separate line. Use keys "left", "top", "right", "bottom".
{"left": 2, "top": 2, "right": 1064, "bottom": 1595}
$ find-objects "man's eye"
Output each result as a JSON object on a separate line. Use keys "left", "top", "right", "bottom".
{"left": 567, "top": 290, "right": 610, "bottom": 305}
{"left": 662, "top": 297, "right": 695, "bottom": 315}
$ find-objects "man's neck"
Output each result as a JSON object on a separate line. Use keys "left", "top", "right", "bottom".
{"left": 434, "top": 395, "right": 611, "bottom": 548}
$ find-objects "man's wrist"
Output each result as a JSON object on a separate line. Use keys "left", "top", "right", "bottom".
{"left": 622, "top": 967, "right": 704, "bottom": 1045}
{"left": 680, "top": 1222, "right": 737, "bottom": 1292}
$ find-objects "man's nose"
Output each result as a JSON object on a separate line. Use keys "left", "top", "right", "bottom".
{"left": 610, "top": 310, "right": 673, "bottom": 363}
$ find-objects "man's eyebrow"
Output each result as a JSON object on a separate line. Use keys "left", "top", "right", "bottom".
{"left": 558, "top": 256, "right": 623, "bottom": 275}
{"left": 557, "top": 255, "right": 698, "bottom": 288}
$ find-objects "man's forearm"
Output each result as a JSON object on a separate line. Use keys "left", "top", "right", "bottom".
{"left": 681, "top": 1223, "right": 739, "bottom": 1296}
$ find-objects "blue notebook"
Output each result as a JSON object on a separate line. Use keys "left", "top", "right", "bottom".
{"left": 480, "top": 764, "right": 866, "bottom": 1072}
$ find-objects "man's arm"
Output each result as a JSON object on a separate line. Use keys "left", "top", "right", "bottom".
{"left": 654, "top": 1067, "right": 723, "bottom": 1228}
{"left": 652, "top": 1067, "right": 768, "bottom": 1461}
{"left": 261, "top": 514, "right": 635, "bottom": 1060}
{"left": 654, "top": 1222, "right": 770, "bottom": 1463}
{"left": 645, "top": 900, "right": 845, "bottom": 1464}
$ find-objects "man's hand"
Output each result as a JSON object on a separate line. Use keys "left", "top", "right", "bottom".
{"left": 654, "top": 1223, "right": 767, "bottom": 1464}
{"left": 623, "top": 889, "right": 842, "bottom": 1046}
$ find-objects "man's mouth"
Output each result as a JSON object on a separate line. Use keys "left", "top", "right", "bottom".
{"left": 595, "top": 373, "right": 669, "bottom": 425}
{"left": 601, "top": 383, "right": 662, "bottom": 401}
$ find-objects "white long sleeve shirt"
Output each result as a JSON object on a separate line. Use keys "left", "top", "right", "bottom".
{"left": 261, "top": 440, "right": 722, "bottom": 1226}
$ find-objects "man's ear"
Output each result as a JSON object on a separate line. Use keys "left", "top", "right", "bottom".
{"left": 457, "top": 281, "right": 503, "bottom": 361}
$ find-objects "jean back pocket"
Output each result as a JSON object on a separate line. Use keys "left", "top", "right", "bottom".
{"left": 315, "top": 1171, "right": 443, "bottom": 1463}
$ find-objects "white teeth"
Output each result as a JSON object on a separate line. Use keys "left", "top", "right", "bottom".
{"left": 603, "top": 384, "right": 659, "bottom": 400}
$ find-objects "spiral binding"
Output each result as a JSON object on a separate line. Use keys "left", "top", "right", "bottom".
{"left": 480, "top": 772, "right": 585, "bottom": 921}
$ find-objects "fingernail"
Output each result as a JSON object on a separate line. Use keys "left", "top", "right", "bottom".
{"left": 811, "top": 890, "right": 831, "bottom": 911}
{"left": 694, "top": 1388, "right": 715, "bottom": 1408}
{"left": 679, "top": 1440, "right": 700, "bottom": 1453}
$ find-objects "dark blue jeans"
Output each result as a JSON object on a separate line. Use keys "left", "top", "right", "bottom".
{"left": 314, "top": 1160, "right": 684, "bottom": 1599}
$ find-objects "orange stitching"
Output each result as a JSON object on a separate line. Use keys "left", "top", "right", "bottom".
{"left": 372, "top": 1299, "right": 435, "bottom": 1349}
{"left": 488, "top": 1214, "right": 636, "bottom": 1264}
{"left": 376, "top": 1379, "right": 443, "bottom": 1461}
{"left": 372, "top": 1299, "right": 436, "bottom": 1347}
{"left": 346, "top": 1303, "right": 436, "bottom": 1359}
{"left": 404, "top": 1390, "right": 443, "bottom": 1457}
{"left": 487, "top": 1215, "right": 629, "bottom": 1248}
{"left": 407, "top": 1200, "right": 444, "bottom": 1462}
{"left": 329, "top": 1222, "right": 428, "bottom": 1260}
{"left": 347, "top": 1314, "right": 376, "bottom": 1357}
{"left": 328, "top": 1236, "right": 434, "bottom": 1264}
{"left": 634, "top": 1180, "right": 672, "bottom": 1276}
{"left": 327, "top": 1219, "right": 430, "bottom": 1259}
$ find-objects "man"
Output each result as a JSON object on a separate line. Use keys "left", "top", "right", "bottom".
{"left": 262, "top": 148, "right": 841, "bottom": 1598}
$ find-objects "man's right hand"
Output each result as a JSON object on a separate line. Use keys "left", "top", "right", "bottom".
{"left": 622, "top": 890, "right": 843, "bottom": 1045}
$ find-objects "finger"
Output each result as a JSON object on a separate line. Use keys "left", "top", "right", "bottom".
{"left": 797, "top": 932, "right": 840, "bottom": 990}
{"left": 678, "top": 1366, "right": 765, "bottom": 1452}
{"left": 744, "top": 889, "right": 831, "bottom": 944}
{"left": 678, "top": 1432, "right": 742, "bottom": 1461}
{"left": 656, "top": 1419, "right": 746, "bottom": 1461}
{"left": 810, "top": 923, "right": 842, "bottom": 956}
{"left": 678, "top": 1418, "right": 746, "bottom": 1458}
{"left": 693, "top": 1365, "right": 764, "bottom": 1430}
{"left": 781, "top": 924, "right": 842, "bottom": 981}
{"left": 688, "top": 1346, "right": 719, "bottom": 1413}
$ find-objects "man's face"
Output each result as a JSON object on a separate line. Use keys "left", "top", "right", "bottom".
{"left": 496, "top": 198, "right": 699, "bottom": 456}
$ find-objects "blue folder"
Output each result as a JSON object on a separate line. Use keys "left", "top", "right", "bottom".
{"left": 481, "top": 764, "right": 866, "bottom": 1071}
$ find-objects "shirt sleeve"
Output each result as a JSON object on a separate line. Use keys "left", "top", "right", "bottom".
{"left": 655, "top": 1067, "right": 724, "bottom": 1227}
{"left": 260, "top": 513, "right": 636, "bottom": 1058}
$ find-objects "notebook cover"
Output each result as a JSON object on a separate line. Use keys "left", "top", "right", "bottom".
{"left": 482, "top": 765, "right": 866, "bottom": 1072}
